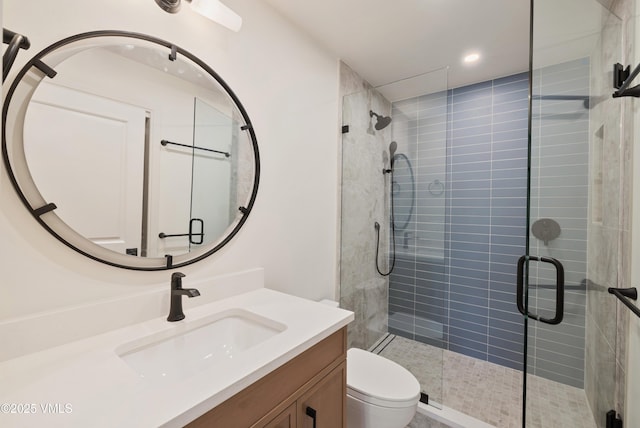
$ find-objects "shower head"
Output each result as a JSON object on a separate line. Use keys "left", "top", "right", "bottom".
{"left": 370, "top": 110, "right": 392, "bottom": 130}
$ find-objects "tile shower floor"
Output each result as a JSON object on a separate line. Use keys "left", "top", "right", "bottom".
{"left": 374, "top": 335, "right": 596, "bottom": 428}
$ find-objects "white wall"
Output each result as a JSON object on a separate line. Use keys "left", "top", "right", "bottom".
{"left": 0, "top": 0, "right": 340, "bottom": 322}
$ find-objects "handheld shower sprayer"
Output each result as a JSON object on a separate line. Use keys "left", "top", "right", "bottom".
{"left": 389, "top": 141, "right": 397, "bottom": 168}
{"left": 376, "top": 141, "right": 399, "bottom": 276}
{"left": 383, "top": 141, "right": 398, "bottom": 174}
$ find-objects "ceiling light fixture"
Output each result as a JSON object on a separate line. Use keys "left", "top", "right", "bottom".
{"left": 154, "top": 0, "right": 242, "bottom": 32}
{"left": 463, "top": 53, "right": 480, "bottom": 64}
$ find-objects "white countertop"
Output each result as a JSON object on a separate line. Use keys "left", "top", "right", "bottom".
{"left": 0, "top": 288, "right": 353, "bottom": 427}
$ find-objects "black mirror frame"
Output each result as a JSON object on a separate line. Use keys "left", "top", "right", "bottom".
{"left": 1, "top": 30, "right": 260, "bottom": 271}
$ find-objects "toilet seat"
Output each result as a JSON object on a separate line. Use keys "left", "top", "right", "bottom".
{"left": 347, "top": 348, "right": 420, "bottom": 408}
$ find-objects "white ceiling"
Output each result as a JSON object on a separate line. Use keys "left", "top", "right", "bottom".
{"left": 264, "top": 0, "right": 531, "bottom": 97}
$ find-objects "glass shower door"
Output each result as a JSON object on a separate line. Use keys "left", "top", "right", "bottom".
{"left": 340, "top": 67, "right": 449, "bottom": 407}
{"left": 380, "top": 68, "right": 449, "bottom": 408}
{"left": 525, "top": 0, "right": 622, "bottom": 426}
{"left": 190, "top": 97, "right": 237, "bottom": 250}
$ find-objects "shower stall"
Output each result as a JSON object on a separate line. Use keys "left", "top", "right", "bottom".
{"left": 339, "top": 0, "right": 627, "bottom": 426}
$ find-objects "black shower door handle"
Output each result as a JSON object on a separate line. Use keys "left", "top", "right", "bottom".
{"left": 516, "top": 255, "right": 565, "bottom": 325}
{"left": 189, "top": 218, "right": 204, "bottom": 245}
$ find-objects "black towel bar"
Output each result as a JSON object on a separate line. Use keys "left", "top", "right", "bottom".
{"left": 160, "top": 139, "right": 230, "bottom": 157}
{"left": 613, "top": 62, "right": 640, "bottom": 98}
{"left": 608, "top": 287, "right": 640, "bottom": 318}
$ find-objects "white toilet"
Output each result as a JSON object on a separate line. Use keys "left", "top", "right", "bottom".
{"left": 346, "top": 347, "right": 421, "bottom": 428}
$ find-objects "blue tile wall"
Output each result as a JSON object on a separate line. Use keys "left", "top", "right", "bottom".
{"left": 388, "top": 59, "right": 589, "bottom": 388}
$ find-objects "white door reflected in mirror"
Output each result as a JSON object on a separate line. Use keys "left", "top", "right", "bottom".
{"left": 25, "top": 83, "right": 146, "bottom": 255}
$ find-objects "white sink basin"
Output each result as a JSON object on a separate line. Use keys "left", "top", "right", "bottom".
{"left": 116, "top": 308, "right": 286, "bottom": 382}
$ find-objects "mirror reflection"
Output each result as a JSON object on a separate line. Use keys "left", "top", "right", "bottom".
{"left": 3, "top": 32, "right": 259, "bottom": 269}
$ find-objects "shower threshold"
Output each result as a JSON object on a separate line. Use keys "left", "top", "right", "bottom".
{"left": 369, "top": 334, "right": 595, "bottom": 428}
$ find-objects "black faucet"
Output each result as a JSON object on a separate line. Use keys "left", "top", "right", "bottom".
{"left": 167, "top": 272, "right": 200, "bottom": 322}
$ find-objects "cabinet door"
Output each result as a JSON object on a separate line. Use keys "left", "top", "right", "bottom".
{"left": 297, "top": 362, "right": 346, "bottom": 428}
{"left": 263, "top": 403, "right": 296, "bottom": 428}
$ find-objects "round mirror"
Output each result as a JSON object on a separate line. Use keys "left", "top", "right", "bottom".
{"left": 2, "top": 31, "right": 260, "bottom": 270}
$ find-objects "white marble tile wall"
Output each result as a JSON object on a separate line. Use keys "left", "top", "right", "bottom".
{"left": 339, "top": 62, "right": 392, "bottom": 349}
{"left": 584, "top": 0, "right": 633, "bottom": 426}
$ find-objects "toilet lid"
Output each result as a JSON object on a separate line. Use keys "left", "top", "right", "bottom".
{"left": 347, "top": 348, "right": 420, "bottom": 408}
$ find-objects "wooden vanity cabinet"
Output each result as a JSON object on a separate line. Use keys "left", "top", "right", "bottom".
{"left": 295, "top": 360, "right": 345, "bottom": 428}
{"left": 186, "top": 327, "right": 347, "bottom": 428}
{"left": 262, "top": 403, "right": 296, "bottom": 428}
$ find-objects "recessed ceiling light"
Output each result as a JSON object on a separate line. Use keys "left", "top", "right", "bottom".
{"left": 463, "top": 53, "right": 480, "bottom": 64}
